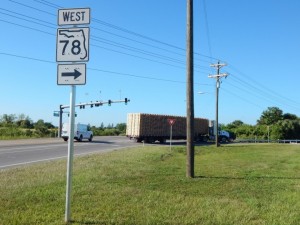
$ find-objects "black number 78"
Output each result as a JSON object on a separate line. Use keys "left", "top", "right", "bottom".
{"left": 60, "top": 40, "right": 81, "bottom": 55}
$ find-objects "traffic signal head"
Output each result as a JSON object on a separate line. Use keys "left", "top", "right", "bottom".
{"left": 108, "top": 100, "right": 111, "bottom": 106}
{"left": 125, "top": 98, "right": 128, "bottom": 105}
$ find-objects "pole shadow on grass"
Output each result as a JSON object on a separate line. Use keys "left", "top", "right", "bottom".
{"left": 195, "top": 175, "right": 300, "bottom": 180}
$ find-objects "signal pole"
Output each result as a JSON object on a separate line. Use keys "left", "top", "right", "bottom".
{"left": 186, "top": 0, "right": 194, "bottom": 178}
{"left": 208, "top": 61, "right": 228, "bottom": 147}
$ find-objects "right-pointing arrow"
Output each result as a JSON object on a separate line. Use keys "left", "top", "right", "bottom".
{"left": 62, "top": 69, "right": 81, "bottom": 79}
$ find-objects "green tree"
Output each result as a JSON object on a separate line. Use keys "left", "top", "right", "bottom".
{"left": 274, "top": 119, "right": 300, "bottom": 139}
{"left": 257, "top": 107, "right": 283, "bottom": 125}
{"left": 34, "top": 119, "right": 49, "bottom": 136}
{"left": 115, "top": 123, "right": 126, "bottom": 133}
{"left": 100, "top": 122, "right": 104, "bottom": 130}
{"left": 0, "top": 114, "right": 16, "bottom": 126}
{"left": 16, "top": 114, "right": 33, "bottom": 128}
{"left": 283, "top": 113, "right": 298, "bottom": 120}
{"left": 226, "top": 120, "right": 244, "bottom": 129}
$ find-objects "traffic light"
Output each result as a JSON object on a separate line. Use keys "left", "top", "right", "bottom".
{"left": 90, "top": 104, "right": 93, "bottom": 108}
{"left": 108, "top": 100, "right": 111, "bottom": 106}
{"left": 125, "top": 98, "right": 128, "bottom": 105}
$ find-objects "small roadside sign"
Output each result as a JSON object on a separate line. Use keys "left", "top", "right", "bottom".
{"left": 168, "top": 118, "right": 176, "bottom": 151}
{"left": 57, "top": 63, "right": 86, "bottom": 85}
{"left": 56, "top": 27, "right": 90, "bottom": 62}
{"left": 58, "top": 8, "right": 90, "bottom": 26}
{"left": 168, "top": 118, "right": 176, "bottom": 126}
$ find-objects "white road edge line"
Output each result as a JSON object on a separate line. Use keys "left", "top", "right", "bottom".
{"left": 0, "top": 155, "right": 67, "bottom": 169}
{"left": 0, "top": 146, "right": 130, "bottom": 169}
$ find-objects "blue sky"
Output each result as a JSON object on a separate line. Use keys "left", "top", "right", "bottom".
{"left": 0, "top": 0, "right": 299, "bottom": 127}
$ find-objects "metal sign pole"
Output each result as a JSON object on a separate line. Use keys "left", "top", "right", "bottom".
{"left": 65, "top": 85, "right": 76, "bottom": 223}
{"left": 170, "top": 124, "right": 173, "bottom": 151}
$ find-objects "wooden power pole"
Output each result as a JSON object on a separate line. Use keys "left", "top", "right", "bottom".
{"left": 186, "top": 0, "right": 194, "bottom": 178}
{"left": 209, "top": 61, "right": 228, "bottom": 147}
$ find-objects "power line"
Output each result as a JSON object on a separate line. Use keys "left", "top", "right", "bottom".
{"left": 0, "top": 51, "right": 212, "bottom": 86}
{"left": 0, "top": 18, "right": 54, "bottom": 36}
{"left": 0, "top": 5, "right": 213, "bottom": 73}
{"left": 227, "top": 69, "right": 300, "bottom": 111}
{"left": 228, "top": 65, "right": 300, "bottom": 106}
{"left": 202, "top": 0, "right": 213, "bottom": 62}
{"left": 0, "top": 8, "right": 56, "bottom": 29}
{"left": 5, "top": 0, "right": 300, "bottom": 114}
{"left": 33, "top": 0, "right": 60, "bottom": 9}
{"left": 9, "top": 0, "right": 56, "bottom": 16}
{"left": 32, "top": 0, "right": 221, "bottom": 62}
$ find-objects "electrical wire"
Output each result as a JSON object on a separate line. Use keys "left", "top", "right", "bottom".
{"left": 3, "top": 0, "right": 300, "bottom": 114}
{"left": 0, "top": 51, "right": 212, "bottom": 86}
{"left": 0, "top": 4, "right": 213, "bottom": 73}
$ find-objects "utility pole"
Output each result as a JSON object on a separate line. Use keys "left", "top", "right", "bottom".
{"left": 186, "top": 0, "right": 194, "bottom": 178}
{"left": 208, "top": 61, "right": 228, "bottom": 147}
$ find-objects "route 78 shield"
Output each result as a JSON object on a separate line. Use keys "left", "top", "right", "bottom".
{"left": 56, "top": 27, "right": 89, "bottom": 62}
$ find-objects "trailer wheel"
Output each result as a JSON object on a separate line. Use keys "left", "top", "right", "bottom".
{"left": 135, "top": 138, "right": 142, "bottom": 143}
{"left": 202, "top": 136, "right": 208, "bottom": 142}
{"left": 145, "top": 137, "right": 154, "bottom": 143}
{"left": 159, "top": 139, "right": 166, "bottom": 144}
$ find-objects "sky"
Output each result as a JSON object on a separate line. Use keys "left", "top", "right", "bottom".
{"left": 0, "top": 0, "right": 300, "bottom": 127}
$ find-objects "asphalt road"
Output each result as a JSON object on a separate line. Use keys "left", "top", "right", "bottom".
{"left": 0, "top": 136, "right": 140, "bottom": 170}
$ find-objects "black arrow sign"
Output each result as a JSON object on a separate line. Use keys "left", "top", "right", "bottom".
{"left": 62, "top": 69, "right": 81, "bottom": 79}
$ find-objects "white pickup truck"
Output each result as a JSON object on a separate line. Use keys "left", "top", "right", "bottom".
{"left": 62, "top": 123, "right": 93, "bottom": 142}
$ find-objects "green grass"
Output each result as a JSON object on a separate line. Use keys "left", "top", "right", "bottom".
{"left": 1, "top": 144, "right": 300, "bottom": 224}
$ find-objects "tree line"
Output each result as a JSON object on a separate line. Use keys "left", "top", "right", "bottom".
{"left": 1, "top": 106, "right": 299, "bottom": 140}
{"left": 0, "top": 114, "right": 56, "bottom": 139}
{"left": 0, "top": 114, "right": 127, "bottom": 140}
{"left": 222, "top": 107, "right": 300, "bottom": 140}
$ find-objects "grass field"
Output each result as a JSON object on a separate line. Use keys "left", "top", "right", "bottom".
{"left": 1, "top": 143, "right": 300, "bottom": 224}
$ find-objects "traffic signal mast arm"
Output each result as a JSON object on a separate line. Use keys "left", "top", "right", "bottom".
{"left": 60, "top": 98, "right": 130, "bottom": 109}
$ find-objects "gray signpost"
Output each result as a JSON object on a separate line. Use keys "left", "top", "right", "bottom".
{"left": 56, "top": 7, "right": 90, "bottom": 223}
{"left": 168, "top": 118, "right": 176, "bottom": 151}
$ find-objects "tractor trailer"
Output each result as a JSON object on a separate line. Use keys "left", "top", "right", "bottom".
{"left": 126, "top": 113, "right": 232, "bottom": 143}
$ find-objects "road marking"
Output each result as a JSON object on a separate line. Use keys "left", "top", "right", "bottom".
{"left": 0, "top": 144, "right": 66, "bottom": 154}
{"left": 0, "top": 155, "right": 67, "bottom": 169}
{"left": 0, "top": 145, "right": 134, "bottom": 169}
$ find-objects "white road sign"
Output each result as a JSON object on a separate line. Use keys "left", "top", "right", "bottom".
{"left": 57, "top": 64, "right": 86, "bottom": 85}
{"left": 56, "top": 27, "right": 89, "bottom": 62}
{"left": 58, "top": 8, "right": 90, "bottom": 26}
